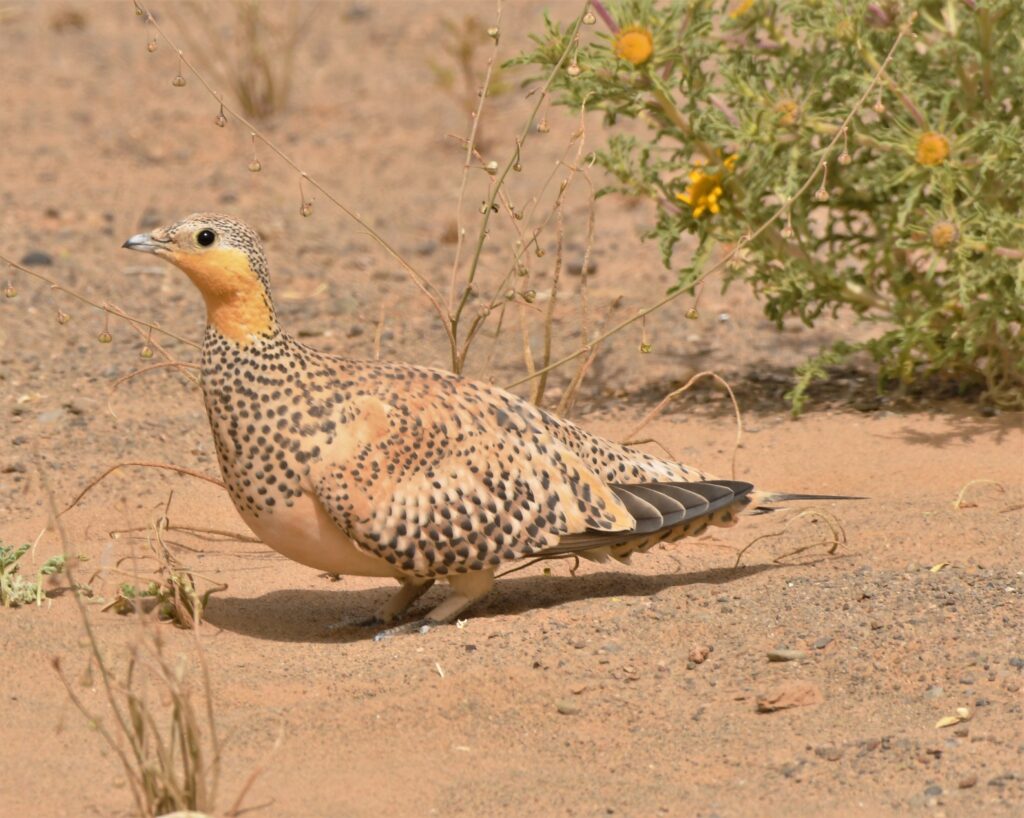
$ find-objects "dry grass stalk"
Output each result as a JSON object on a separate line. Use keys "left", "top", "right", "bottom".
{"left": 733, "top": 509, "right": 849, "bottom": 569}
{"left": 622, "top": 371, "right": 744, "bottom": 479}
{"left": 952, "top": 478, "right": 1006, "bottom": 510}
{"left": 62, "top": 461, "right": 225, "bottom": 516}
{"left": 37, "top": 457, "right": 240, "bottom": 817}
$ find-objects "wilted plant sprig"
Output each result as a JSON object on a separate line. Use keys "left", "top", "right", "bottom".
{"left": 514, "top": 0, "right": 1024, "bottom": 410}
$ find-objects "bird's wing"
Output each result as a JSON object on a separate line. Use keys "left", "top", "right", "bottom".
{"left": 308, "top": 384, "right": 639, "bottom": 577}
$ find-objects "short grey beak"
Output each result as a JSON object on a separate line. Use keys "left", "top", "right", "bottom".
{"left": 122, "top": 233, "right": 167, "bottom": 254}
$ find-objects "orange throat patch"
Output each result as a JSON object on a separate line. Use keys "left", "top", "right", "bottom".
{"left": 168, "top": 247, "right": 275, "bottom": 344}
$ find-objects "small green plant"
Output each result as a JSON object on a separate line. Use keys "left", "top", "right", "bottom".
{"left": 98, "top": 520, "right": 227, "bottom": 628}
{"left": 515, "top": 0, "right": 1024, "bottom": 410}
{"left": 0, "top": 541, "right": 65, "bottom": 607}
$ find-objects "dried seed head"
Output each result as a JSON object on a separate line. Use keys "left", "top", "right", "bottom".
{"left": 3, "top": 284, "right": 16, "bottom": 298}
{"left": 535, "top": 247, "right": 546, "bottom": 258}
{"left": 685, "top": 307, "right": 699, "bottom": 320}
{"left": 929, "top": 220, "right": 959, "bottom": 249}
{"left": 97, "top": 330, "right": 113, "bottom": 344}
{"left": 515, "top": 264, "right": 528, "bottom": 277}
{"left": 537, "top": 118, "right": 550, "bottom": 134}
{"left": 639, "top": 342, "right": 653, "bottom": 354}
{"left": 248, "top": 159, "right": 262, "bottom": 172}
{"left": 300, "top": 201, "right": 313, "bottom": 218}
{"left": 583, "top": 11, "right": 596, "bottom": 24}
{"left": 838, "top": 151, "right": 852, "bottom": 166}
{"left": 56, "top": 310, "right": 70, "bottom": 325}
{"left": 513, "top": 162, "right": 522, "bottom": 172}
{"left": 486, "top": 26, "right": 499, "bottom": 41}
{"left": 814, "top": 187, "right": 830, "bottom": 203}
{"left": 147, "top": 38, "right": 158, "bottom": 53}
{"left": 172, "top": 74, "right": 186, "bottom": 88}
{"left": 513, "top": 210, "right": 523, "bottom": 221}
{"left": 567, "top": 62, "right": 581, "bottom": 77}
{"left": 780, "top": 224, "right": 795, "bottom": 239}
{"left": 484, "top": 160, "right": 499, "bottom": 175}
{"left": 522, "top": 289, "right": 537, "bottom": 303}
{"left": 140, "top": 345, "right": 154, "bottom": 359}
{"left": 215, "top": 112, "right": 227, "bottom": 128}
{"left": 872, "top": 100, "right": 886, "bottom": 115}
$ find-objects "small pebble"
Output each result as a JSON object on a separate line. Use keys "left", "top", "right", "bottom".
{"left": 923, "top": 784, "right": 943, "bottom": 797}
{"left": 814, "top": 746, "right": 843, "bottom": 762}
{"left": 20, "top": 250, "right": 53, "bottom": 266}
{"left": 958, "top": 775, "right": 977, "bottom": 789}
{"left": 556, "top": 700, "right": 581, "bottom": 716}
{"left": 812, "top": 636, "right": 833, "bottom": 650}
{"left": 924, "top": 685, "right": 944, "bottom": 699}
{"left": 767, "top": 649, "right": 806, "bottom": 663}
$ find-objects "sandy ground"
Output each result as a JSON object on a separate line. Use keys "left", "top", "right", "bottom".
{"left": 1, "top": 3, "right": 1022, "bottom": 817}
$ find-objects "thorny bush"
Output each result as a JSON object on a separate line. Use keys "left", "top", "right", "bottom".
{"left": 515, "top": 0, "right": 1023, "bottom": 410}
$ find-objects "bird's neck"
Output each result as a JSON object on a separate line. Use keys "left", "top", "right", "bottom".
{"left": 172, "top": 249, "right": 279, "bottom": 345}
{"left": 201, "top": 286, "right": 278, "bottom": 346}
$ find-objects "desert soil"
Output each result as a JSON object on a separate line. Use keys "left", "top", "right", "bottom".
{"left": 1, "top": 3, "right": 1021, "bottom": 818}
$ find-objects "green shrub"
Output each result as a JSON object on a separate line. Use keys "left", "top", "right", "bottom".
{"left": 514, "top": 0, "right": 1023, "bottom": 409}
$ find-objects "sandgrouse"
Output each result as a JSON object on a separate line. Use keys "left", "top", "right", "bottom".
{"left": 124, "top": 213, "right": 845, "bottom": 635}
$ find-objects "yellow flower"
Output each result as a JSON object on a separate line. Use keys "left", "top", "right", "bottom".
{"left": 729, "top": 0, "right": 755, "bottom": 18}
{"left": 677, "top": 169, "right": 724, "bottom": 218}
{"left": 676, "top": 155, "right": 738, "bottom": 218}
{"left": 916, "top": 132, "right": 950, "bottom": 166}
{"left": 614, "top": 25, "right": 654, "bottom": 65}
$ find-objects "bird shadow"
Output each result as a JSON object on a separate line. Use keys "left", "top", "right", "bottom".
{"left": 202, "top": 562, "right": 779, "bottom": 644}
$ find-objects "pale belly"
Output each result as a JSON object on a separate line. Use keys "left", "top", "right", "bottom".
{"left": 236, "top": 491, "right": 402, "bottom": 579}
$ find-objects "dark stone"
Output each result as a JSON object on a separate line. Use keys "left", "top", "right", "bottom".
{"left": 20, "top": 250, "right": 53, "bottom": 266}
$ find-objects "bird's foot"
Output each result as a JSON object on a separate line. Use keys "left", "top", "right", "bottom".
{"left": 321, "top": 614, "right": 385, "bottom": 636}
{"left": 372, "top": 618, "right": 436, "bottom": 641}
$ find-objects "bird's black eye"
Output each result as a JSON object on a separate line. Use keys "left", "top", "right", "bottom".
{"left": 196, "top": 229, "right": 216, "bottom": 247}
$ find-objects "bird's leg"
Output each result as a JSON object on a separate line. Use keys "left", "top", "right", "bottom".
{"left": 377, "top": 576, "right": 435, "bottom": 624}
{"left": 373, "top": 570, "right": 494, "bottom": 640}
{"left": 324, "top": 577, "right": 435, "bottom": 633}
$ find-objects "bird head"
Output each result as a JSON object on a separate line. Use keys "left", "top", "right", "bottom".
{"left": 123, "top": 213, "right": 276, "bottom": 344}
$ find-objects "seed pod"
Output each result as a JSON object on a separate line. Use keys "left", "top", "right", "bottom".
{"left": 537, "top": 118, "right": 550, "bottom": 134}
{"left": 522, "top": 289, "right": 537, "bottom": 303}
{"left": 172, "top": 74, "right": 186, "bottom": 88}
{"left": 97, "top": 331, "right": 113, "bottom": 344}
{"left": 56, "top": 310, "right": 70, "bottom": 325}
{"left": 639, "top": 342, "right": 652, "bottom": 354}
{"left": 583, "top": 11, "right": 596, "bottom": 24}
{"left": 814, "top": 187, "right": 830, "bottom": 203}
{"left": 3, "top": 285, "right": 16, "bottom": 298}
{"left": 567, "top": 63, "right": 581, "bottom": 77}
{"left": 300, "top": 201, "right": 313, "bottom": 217}
{"left": 838, "top": 151, "right": 852, "bottom": 166}
{"left": 780, "top": 225, "right": 795, "bottom": 239}
{"left": 929, "top": 220, "right": 959, "bottom": 249}
{"left": 685, "top": 307, "right": 699, "bottom": 320}
{"left": 140, "top": 345, "right": 155, "bottom": 359}
{"left": 248, "top": 159, "right": 262, "bottom": 172}
{"left": 147, "top": 38, "right": 158, "bottom": 53}
{"left": 215, "top": 113, "right": 227, "bottom": 127}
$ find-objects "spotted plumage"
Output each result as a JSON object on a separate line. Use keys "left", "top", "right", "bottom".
{"left": 124, "top": 214, "right": 848, "bottom": 633}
